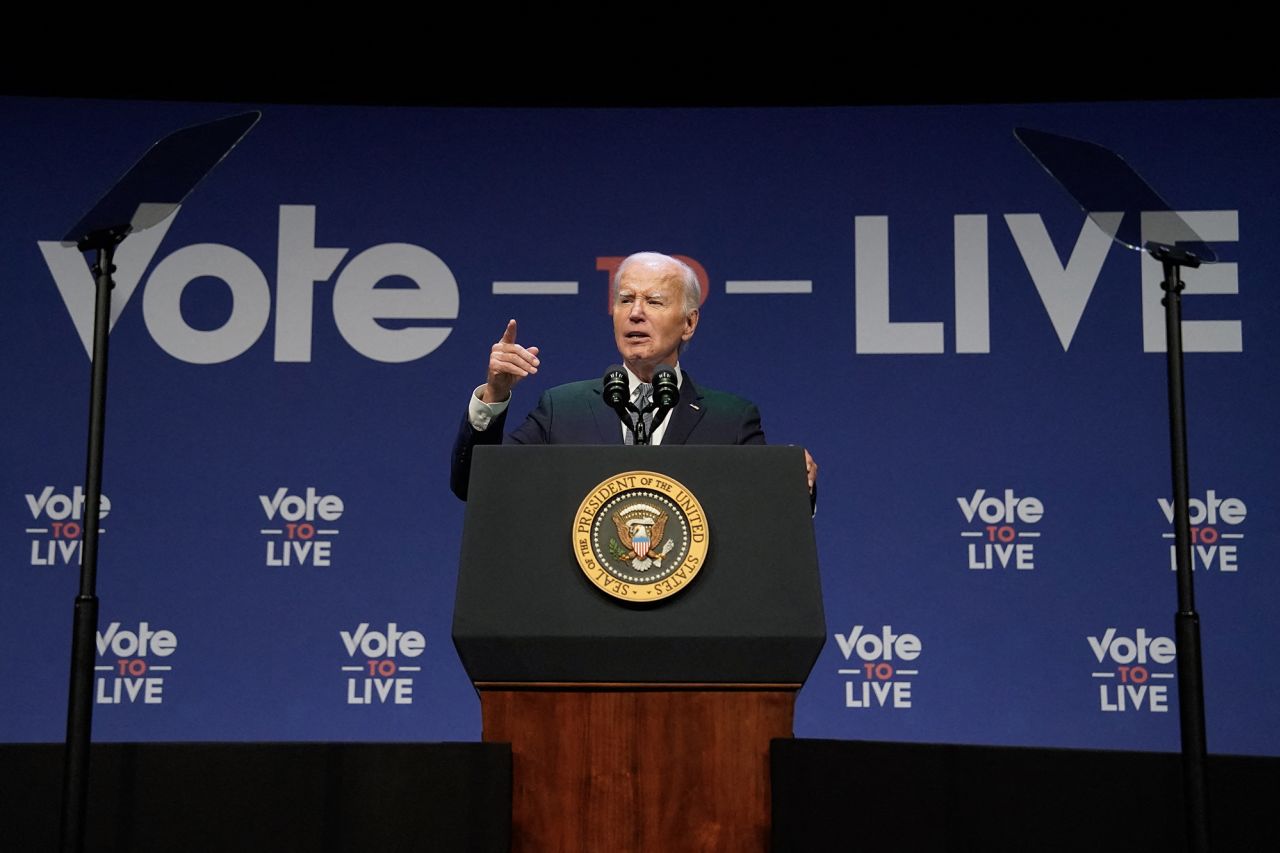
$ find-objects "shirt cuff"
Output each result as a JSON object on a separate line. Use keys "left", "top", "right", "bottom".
{"left": 467, "top": 385, "right": 510, "bottom": 431}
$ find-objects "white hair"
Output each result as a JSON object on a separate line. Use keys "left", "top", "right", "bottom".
{"left": 612, "top": 252, "right": 701, "bottom": 316}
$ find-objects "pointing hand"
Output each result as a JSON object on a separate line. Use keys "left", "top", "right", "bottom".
{"left": 482, "top": 319, "right": 540, "bottom": 403}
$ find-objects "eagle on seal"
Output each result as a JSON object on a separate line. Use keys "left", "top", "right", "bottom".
{"left": 612, "top": 511, "right": 669, "bottom": 563}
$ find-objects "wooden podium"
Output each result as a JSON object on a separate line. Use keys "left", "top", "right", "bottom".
{"left": 454, "top": 446, "right": 824, "bottom": 853}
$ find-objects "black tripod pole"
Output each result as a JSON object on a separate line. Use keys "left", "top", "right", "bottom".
{"left": 1158, "top": 252, "right": 1211, "bottom": 853}
{"left": 46, "top": 109, "right": 260, "bottom": 853}
{"left": 59, "top": 240, "right": 119, "bottom": 853}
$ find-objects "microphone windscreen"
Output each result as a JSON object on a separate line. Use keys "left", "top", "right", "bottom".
{"left": 602, "top": 365, "right": 629, "bottom": 408}
{"left": 652, "top": 365, "right": 679, "bottom": 409}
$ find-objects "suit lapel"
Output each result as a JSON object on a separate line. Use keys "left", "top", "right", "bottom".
{"left": 660, "top": 373, "right": 705, "bottom": 445}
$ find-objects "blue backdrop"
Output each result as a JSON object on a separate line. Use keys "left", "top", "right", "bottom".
{"left": 1, "top": 96, "right": 1275, "bottom": 755}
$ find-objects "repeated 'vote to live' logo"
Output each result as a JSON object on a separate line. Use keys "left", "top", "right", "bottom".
{"left": 835, "top": 625, "right": 921, "bottom": 709}
{"left": 95, "top": 621, "right": 176, "bottom": 705}
{"left": 260, "top": 487, "right": 342, "bottom": 566}
{"left": 1089, "top": 628, "right": 1175, "bottom": 713}
{"left": 1159, "top": 490, "right": 1246, "bottom": 573}
{"left": 341, "top": 623, "right": 425, "bottom": 705}
{"left": 958, "top": 488, "right": 1042, "bottom": 571}
{"left": 25, "top": 486, "right": 109, "bottom": 567}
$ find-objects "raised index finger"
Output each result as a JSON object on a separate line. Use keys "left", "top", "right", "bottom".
{"left": 500, "top": 318, "right": 518, "bottom": 345}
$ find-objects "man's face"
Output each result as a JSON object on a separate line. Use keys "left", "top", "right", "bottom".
{"left": 612, "top": 259, "right": 699, "bottom": 380}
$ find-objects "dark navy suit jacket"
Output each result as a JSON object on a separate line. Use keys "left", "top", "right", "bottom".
{"left": 450, "top": 374, "right": 765, "bottom": 500}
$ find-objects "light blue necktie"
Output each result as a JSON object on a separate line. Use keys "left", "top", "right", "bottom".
{"left": 624, "top": 382, "right": 653, "bottom": 445}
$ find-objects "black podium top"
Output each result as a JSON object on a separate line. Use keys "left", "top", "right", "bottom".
{"left": 452, "top": 446, "right": 825, "bottom": 684}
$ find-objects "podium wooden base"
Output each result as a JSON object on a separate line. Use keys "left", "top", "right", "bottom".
{"left": 478, "top": 685, "right": 798, "bottom": 853}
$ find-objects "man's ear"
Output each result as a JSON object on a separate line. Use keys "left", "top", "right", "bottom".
{"left": 683, "top": 308, "right": 700, "bottom": 340}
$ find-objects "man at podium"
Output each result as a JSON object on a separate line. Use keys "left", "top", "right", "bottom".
{"left": 450, "top": 251, "right": 817, "bottom": 500}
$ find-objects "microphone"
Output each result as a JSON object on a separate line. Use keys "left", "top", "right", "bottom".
{"left": 602, "top": 365, "right": 644, "bottom": 443}
{"left": 648, "top": 365, "right": 679, "bottom": 434}
{"left": 651, "top": 365, "right": 679, "bottom": 410}
{"left": 602, "top": 365, "right": 629, "bottom": 410}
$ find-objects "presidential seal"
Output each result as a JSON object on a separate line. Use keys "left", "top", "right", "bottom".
{"left": 572, "top": 471, "right": 709, "bottom": 602}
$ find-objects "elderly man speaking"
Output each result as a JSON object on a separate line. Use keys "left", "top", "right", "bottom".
{"left": 449, "top": 251, "right": 816, "bottom": 500}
